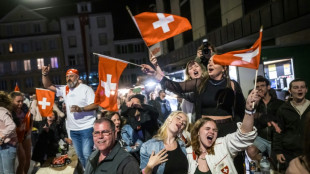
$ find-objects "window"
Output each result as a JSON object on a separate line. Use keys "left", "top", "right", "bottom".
{"left": 98, "top": 33, "right": 107, "bottom": 45}
{"left": 68, "top": 55, "right": 76, "bottom": 66}
{"left": 22, "top": 43, "right": 30, "bottom": 52}
{"left": 53, "top": 75, "right": 61, "bottom": 85}
{"left": 24, "top": 60, "right": 31, "bottom": 71}
{"left": 49, "top": 39, "right": 57, "bottom": 49}
{"left": 35, "top": 41, "right": 42, "bottom": 51}
{"left": 68, "top": 36, "right": 77, "bottom": 48}
{"left": 0, "top": 80, "right": 7, "bottom": 90}
{"left": 0, "top": 63, "right": 4, "bottom": 74}
{"left": 11, "top": 61, "right": 17, "bottom": 72}
{"left": 6, "top": 26, "right": 13, "bottom": 36}
{"left": 25, "top": 78, "right": 33, "bottom": 88}
{"left": 34, "top": 24, "right": 41, "bottom": 33}
{"left": 37, "top": 58, "right": 44, "bottom": 70}
{"left": 50, "top": 57, "right": 59, "bottom": 68}
{"left": 81, "top": 5, "right": 88, "bottom": 12}
{"left": 67, "top": 20, "right": 75, "bottom": 30}
{"left": 134, "top": 44, "right": 145, "bottom": 52}
{"left": 97, "top": 16, "right": 106, "bottom": 28}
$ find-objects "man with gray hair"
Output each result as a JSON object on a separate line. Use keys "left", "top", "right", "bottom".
{"left": 84, "top": 118, "right": 140, "bottom": 174}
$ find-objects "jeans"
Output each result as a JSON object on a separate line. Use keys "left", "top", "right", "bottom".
{"left": 0, "top": 144, "right": 17, "bottom": 174}
{"left": 70, "top": 127, "right": 94, "bottom": 168}
{"left": 253, "top": 136, "right": 271, "bottom": 156}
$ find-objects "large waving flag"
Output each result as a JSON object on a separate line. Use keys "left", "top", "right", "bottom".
{"left": 14, "top": 83, "right": 20, "bottom": 91}
{"left": 133, "top": 12, "right": 192, "bottom": 46}
{"left": 94, "top": 55, "right": 128, "bottom": 111}
{"left": 36, "top": 88, "right": 55, "bottom": 117}
{"left": 213, "top": 28, "right": 263, "bottom": 69}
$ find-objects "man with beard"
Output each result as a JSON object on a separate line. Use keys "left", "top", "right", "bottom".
{"left": 42, "top": 65, "right": 98, "bottom": 168}
{"left": 273, "top": 78, "right": 310, "bottom": 171}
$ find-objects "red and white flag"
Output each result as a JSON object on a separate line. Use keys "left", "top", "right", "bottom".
{"left": 36, "top": 88, "right": 55, "bottom": 117}
{"left": 94, "top": 55, "right": 128, "bottom": 111}
{"left": 213, "top": 28, "right": 263, "bottom": 69}
{"left": 14, "top": 83, "right": 20, "bottom": 91}
{"left": 133, "top": 12, "right": 192, "bottom": 46}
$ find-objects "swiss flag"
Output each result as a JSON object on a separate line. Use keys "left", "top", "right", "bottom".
{"left": 36, "top": 88, "right": 55, "bottom": 117}
{"left": 94, "top": 55, "right": 128, "bottom": 111}
{"left": 133, "top": 12, "right": 192, "bottom": 46}
{"left": 213, "top": 28, "right": 262, "bottom": 69}
{"left": 14, "top": 83, "right": 20, "bottom": 91}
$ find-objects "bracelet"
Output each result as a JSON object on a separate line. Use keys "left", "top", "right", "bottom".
{"left": 42, "top": 73, "right": 48, "bottom": 76}
{"left": 245, "top": 109, "right": 256, "bottom": 115}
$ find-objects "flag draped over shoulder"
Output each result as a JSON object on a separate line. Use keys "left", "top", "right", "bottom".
{"left": 133, "top": 12, "right": 192, "bottom": 46}
{"left": 14, "top": 83, "right": 20, "bottom": 91}
{"left": 213, "top": 28, "right": 263, "bottom": 69}
{"left": 95, "top": 55, "right": 128, "bottom": 111}
{"left": 36, "top": 88, "right": 55, "bottom": 117}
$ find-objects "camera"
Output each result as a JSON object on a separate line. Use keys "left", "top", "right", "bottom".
{"left": 202, "top": 39, "right": 209, "bottom": 56}
{"left": 200, "top": 39, "right": 210, "bottom": 67}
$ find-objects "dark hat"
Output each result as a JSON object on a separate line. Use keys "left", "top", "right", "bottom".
{"left": 128, "top": 94, "right": 145, "bottom": 104}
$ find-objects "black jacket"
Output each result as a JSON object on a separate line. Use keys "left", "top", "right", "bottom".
{"left": 121, "top": 104, "right": 159, "bottom": 142}
{"left": 254, "top": 97, "right": 284, "bottom": 141}
{"left": 84, "top": 142, "right": 140, "bottom": 174}
{"left": 273, "top": 101, "right": 310, "bottom": 156}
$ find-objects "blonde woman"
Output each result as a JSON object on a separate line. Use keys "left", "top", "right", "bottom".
{"left": 140, "top": 111, "right": 189, "bottom": 174}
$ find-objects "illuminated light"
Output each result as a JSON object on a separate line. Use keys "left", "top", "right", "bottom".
{"left": 110, "top": 90, "right": 116, "bottom": 95}
{"left": 9, "top": 44, "right": 13, "bottom": 53}
{"left": 145, "top": 81, "right": 157, "bottom": 87}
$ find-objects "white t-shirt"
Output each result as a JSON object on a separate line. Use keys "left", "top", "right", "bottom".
{"left": 56, "top": 84, "right": 96, "bottom": 130}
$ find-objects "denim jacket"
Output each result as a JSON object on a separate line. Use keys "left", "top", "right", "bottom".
{"left": 140, "top": 138, "right": 187, "bottom": 174}
{"left": 121, "top": 124, "right": 143, "bottom": 153}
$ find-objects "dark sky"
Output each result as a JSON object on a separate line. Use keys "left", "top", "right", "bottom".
{"left": 0, "top": 0, "right": 156, "bottom": 40}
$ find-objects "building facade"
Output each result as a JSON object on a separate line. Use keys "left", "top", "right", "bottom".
{"left": 0, "top": 5, "right": 65, "bottom": 94}
{"left": 155, "top": 0, "right": 310, "bottom": 97}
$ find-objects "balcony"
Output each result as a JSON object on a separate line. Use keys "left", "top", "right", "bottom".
{"left": 159, "top": 0, "right": 310, "bottom": 72}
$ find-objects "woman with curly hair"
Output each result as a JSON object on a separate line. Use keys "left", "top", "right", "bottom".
{"left": 9, "top": 91, "right": 32, "bottom": 174}
{"left": 140, "top": 111, "right": 189, "bottom": 174}
{"left": 186, "top": 90, "right": 259, "bottom": 174}
{"left": 0, "top": 91, "right": 18, "bottom": 174}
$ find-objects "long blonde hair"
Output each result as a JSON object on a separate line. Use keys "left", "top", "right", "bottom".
{"left": 153, "top": 111, "right": 189, "bottom": 143}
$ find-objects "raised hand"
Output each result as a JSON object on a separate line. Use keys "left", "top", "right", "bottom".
{"left": 42, "top": 64, "right": 50, "bottom": 75}
{"left": 141, "top": 64, "right": 156, "bottom": 76}
{"left": 246, "top": 89, "right": 260, "bottom": 110}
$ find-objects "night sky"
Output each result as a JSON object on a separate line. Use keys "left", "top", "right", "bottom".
{"left": 0, "top": 0, "right": 156, "bottom": 40}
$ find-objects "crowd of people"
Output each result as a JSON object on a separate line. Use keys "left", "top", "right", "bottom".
{"left": 0, "top": 44, "right": 309, "bottom": 174}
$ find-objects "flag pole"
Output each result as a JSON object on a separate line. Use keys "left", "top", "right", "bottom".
{"left": 125, "top": 6, "right": 155, "bottom": 57}
{"left": 252, "top": 69, "right": 258, "bottom": 109}
{"left": 93, "top": 52, "right": 142, "bottom": 68}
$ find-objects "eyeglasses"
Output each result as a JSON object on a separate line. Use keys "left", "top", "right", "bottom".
{"left": 93, "top": 130, "right": 113, "bottom": 137}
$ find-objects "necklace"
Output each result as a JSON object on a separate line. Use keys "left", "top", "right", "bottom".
{"left": 199, "top": 157, "right": 206, "bottom": 160}
{"left": 208, "top": 78, "right": 225, "bottom": 86}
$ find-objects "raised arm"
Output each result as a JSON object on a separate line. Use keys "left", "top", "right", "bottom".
{"left": 240, "top": 89, "right": 260, "bottom": 133}
{"left": 42, "top": 64, "right": 56, "bottom": 92}
{"left": 141, "top": 62, "right": 201, "bottom": 98}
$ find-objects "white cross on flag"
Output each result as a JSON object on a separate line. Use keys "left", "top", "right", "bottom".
{"left": 133, "top": 12, "right": 192, "bottom": 46}
{"left": 36, "top": 88, "right": 55, "bottom": 117}
{"left": 94, "top": 55, "right": 128, "bottom": 111}
{"left": 213, "top": 28, "right": 263, "bottom": 69}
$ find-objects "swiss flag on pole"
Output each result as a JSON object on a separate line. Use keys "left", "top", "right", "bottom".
{"left": 213, "top": 28, "right": 263, "bottom": 69}
{"left": 14, "top": 83, "right": 20, "bottom": 91}
{"left": 36, "top": 88, "right": 55, "bottom": 117}
{"left": 133, "top": 12, "right": 192, "bottom": 46}
{"left": 94, "top": 55, "right": 128, "bottom": 111}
